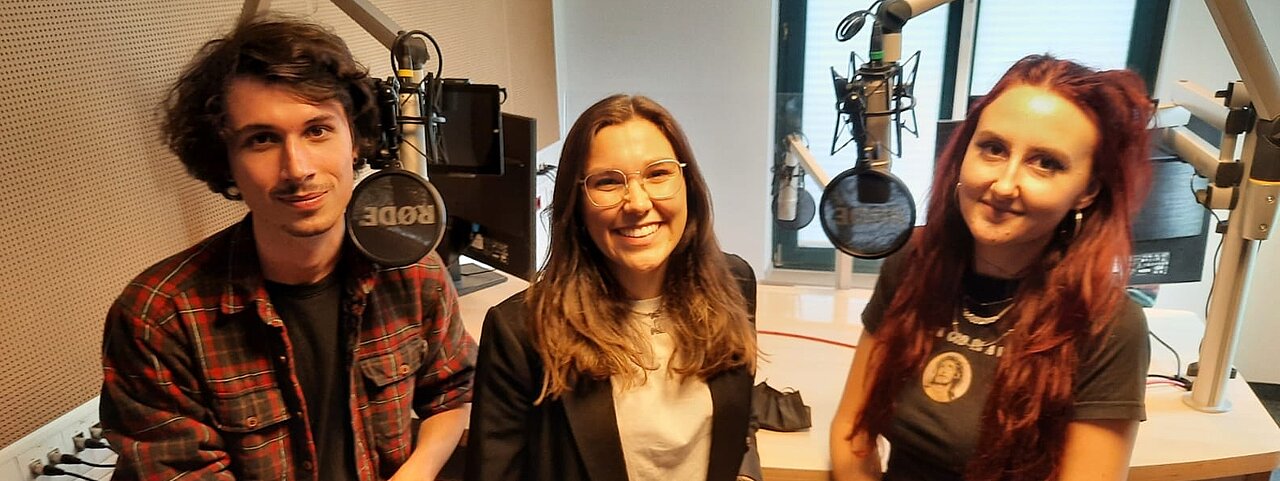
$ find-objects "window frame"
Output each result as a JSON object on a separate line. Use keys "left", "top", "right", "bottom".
{"left": 770, "top": 0, "right": 1169, "bottom": 272}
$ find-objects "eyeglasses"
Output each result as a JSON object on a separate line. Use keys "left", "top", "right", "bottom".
{"left": 579, "top": 159, "right": 688, "bottom": 208}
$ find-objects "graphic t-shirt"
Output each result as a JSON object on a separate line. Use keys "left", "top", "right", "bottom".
{"left": 861, "top": 251, "right": 1150, "bottom": 481}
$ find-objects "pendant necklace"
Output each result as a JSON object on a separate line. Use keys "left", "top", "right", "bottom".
{"left": 631, "top": 308, "right": 665, "bottom": 335}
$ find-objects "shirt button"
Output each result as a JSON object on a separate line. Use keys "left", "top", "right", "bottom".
{"left": 302, "top": 460, "right": 314, "bottom": 471}
{"left": 294, "top": 411, "right": 303, "bottom": 417}
{"left": 277, "top": 355, "right": 286, "bottom": 362}
{"left": 399, "top": 364, "right": 411, "bottom": 375}
{"left": 245, "top": 416, "right": 258, "bottom": 427}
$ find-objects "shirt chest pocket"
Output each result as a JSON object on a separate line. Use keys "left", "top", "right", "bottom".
{"left": 209, "top": 387, "right": 293, "bottom": 479}
{"left": 359, "top": 337, "right": 427, "bottom": 389}
{"left": 357, "top": 336, "right": 427, "bottom": 464}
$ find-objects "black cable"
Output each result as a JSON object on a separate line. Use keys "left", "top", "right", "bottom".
{"left": 390, "top": 30, "right": 443, "bottom": 80}
{"left": 1148, "top": 329, "right": 1184, "bottom": 380}
{"left": 82, "top": 437, "right": 116, "bottom": 453}
{"left": 40, "top": 465, "right": 98, "bottom": 481}
{"left": 1185, "top": 173, "right": 1227, "bottom": 370}
{"left": 835, "top": 0, "right": 884, "bottom": 42}
{"left": 1189, "top": 173, "right": 1226, "bottom": 320}
{"left": 1147, "top": 373, "right": 1192, "bottom": 390}
{"left": 1204, "top": 212, "right": 1225, "bottom": 318}
{"left": 388, "top": 30, "right": 449, "bottom": 166}
{"left": 56, "top": 453, "right": 115, "bottom": 468}
{"left": 401, "top": 136, "right": 430, "bottom": 162}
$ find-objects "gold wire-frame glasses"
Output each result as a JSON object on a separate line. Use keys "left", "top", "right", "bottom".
{"left": 579, "top": 159, "right": 688, "bottom": 208}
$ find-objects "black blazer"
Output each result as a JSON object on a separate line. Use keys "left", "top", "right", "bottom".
{"left": 464, "top": 254, "right": 759, "bottom": 481}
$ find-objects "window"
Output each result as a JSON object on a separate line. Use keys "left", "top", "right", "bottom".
{"left": 772, "top": 0, "right": 1167, "bottom": 272}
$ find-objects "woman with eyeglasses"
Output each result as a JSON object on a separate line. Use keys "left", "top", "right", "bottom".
{"left": 465, "top": 94, "right": 761, "bottom": 481}
{"left": 829, "top": 55, "right": 1154, "bottom": 481}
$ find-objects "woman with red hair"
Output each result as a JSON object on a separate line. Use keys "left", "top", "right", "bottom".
{"left": 830, "top": 54, "right": 1155, "bottom": 481}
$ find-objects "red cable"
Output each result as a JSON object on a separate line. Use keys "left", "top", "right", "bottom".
{"left": 758, "top": 330, "right": 857, "bottom": 349}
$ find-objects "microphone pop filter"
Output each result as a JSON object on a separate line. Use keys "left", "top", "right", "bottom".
{"left": 346, "top": 168, "right": 447, "bottom": 267}
{"left": 818, "top": 167, "right": 915, "bottom": 259}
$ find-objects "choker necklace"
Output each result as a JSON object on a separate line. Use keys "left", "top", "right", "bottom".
{"left": 960, "top": 298, "right": 1014, "bottom": 326}
{"left": 630, "top": 308, "right": 665, "bottom": 335}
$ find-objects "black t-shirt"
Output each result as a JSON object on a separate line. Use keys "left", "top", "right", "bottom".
{"left": 266, "top": 275, "right": 358, "bottom": 481}
{"left": 861, "top": 251, "right": 1150, "bottom": 481}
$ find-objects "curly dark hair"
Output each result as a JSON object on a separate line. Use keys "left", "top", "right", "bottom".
{"left": 162, "top": 15, "right": 378, "bottom": 200}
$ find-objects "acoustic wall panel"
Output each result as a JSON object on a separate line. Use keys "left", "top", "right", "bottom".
{"left": 0, "top": 0, "right": 556, "bottom": 447}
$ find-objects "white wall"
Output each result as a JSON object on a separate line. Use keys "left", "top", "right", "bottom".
{"left": 548, "top": 0, "right": 1280, "bottom": 381}
{"left": 1152, "top": 0, "right": 1280, "bottom": 382}
{"left": 551, "top": 0, "right": 777, "bottom": 273}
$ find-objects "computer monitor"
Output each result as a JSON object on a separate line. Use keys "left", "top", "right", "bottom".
{"left": 933, "top": 119, "right": 1210, "bottom": 285}
{"left": 1129, "top": 148, "right": 1210, "bottom": 284}
{"left": 429, "top": 113, "right": 538, "bottom": 294}
{"left": 433, "top": 81, "right": 504, "bottom": 176}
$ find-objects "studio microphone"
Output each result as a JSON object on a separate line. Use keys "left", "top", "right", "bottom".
{"left": 817, "top": 3, "right": 920, "bottom": 259}
{"left": 346, "top": 74, "right": 447, "bottom": 267}
{"left": 777, "top": 151, "right": 800, "bottom": 222}
{"left": 773, "top": 138, "right": 816, "bottom": 230}
{"left": 347, "top": 168, "right": 446, "bottom": 267}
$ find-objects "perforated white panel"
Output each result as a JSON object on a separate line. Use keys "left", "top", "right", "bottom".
{"left": 0, "top": 0, "right": 556, "bottom": 447}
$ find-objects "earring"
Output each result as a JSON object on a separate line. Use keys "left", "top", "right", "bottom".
{"left": 226, "top": 183, "right": 241, "bottom": 198}
{"left": 1072, "top": 209, "right": 1084, "bottom": 237}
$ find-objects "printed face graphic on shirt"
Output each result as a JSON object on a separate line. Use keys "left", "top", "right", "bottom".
{"left": 922, "top": 352, "right": 972, "bottom": 403}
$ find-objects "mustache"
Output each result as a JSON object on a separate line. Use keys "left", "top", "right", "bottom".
{"left": 271, "top": 180, "right": 333, "bottom": 197}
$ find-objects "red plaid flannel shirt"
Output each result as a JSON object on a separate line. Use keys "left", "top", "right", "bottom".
{"left": 100, "top": 217, "right": 477, "bottom": 480}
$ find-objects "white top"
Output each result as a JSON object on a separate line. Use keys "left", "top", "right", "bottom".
{"left": 612, "top": 297, "right": 714, "bottom": 481}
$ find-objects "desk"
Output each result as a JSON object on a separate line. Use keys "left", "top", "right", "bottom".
{"left": 455, "top": 266, "right": 528, "bottom": 337}
{"left": 454, "top": 278, "right": 1280, "bottom": 480}
{"left": 750, "top": 285, "right": 1280, "bottom": 481}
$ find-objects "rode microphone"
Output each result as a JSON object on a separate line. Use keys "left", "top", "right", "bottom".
{"left": 347, "top": 63, "right": 448, "bottom": 267}
{"left": 347, "top": 168, "right": 446, "bottom": 267}
{"left": 816, "top": 3, "right": 921, "bottom": 258}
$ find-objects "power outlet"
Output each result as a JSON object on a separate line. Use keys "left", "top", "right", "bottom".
{"left": 65, "top": 422, "right": 92, "bottom": 453}
{"left": 44, "top": 448, "right": 61, "bottom": 467}
{"left": 16, "top": 443, "right": 54, "bottom": 480}
{"left": 0, "top": 398, "right": 103, "bottom": 481}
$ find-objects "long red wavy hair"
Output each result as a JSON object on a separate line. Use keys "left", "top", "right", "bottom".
{"left": 854, "top": 55, "right": 1154, "bottom": 480}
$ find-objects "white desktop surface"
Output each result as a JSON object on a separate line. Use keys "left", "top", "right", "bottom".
{"left": 455, "top": 276, "right": 1280, "bottom": 481}
{"left": 751, "top": 285, "right": 1280, "bottom": 481}
{"left": 456, "top": 264, "right": 529, "bottom": 337}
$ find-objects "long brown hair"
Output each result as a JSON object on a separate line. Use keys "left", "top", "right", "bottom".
{"left": 855, "top": 55, "right": 1154, "bottom": 480}
{"left": 527, "top": 94, "right": 757, "bottom": 402}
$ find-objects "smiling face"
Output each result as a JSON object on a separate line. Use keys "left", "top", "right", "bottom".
{"left": 580, "top": 119, "right": 688, "bottom": 298}
{"left": 223, "top": 76, "right": 356, "bottom": 242}
{"left": 957, "top": 85, "right": 1100, "bottom": 274}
